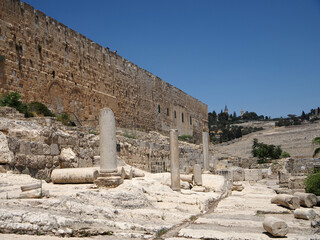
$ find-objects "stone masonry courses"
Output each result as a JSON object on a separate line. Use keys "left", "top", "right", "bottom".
{"left": 0, "top": 0, "right": 208, "bottom": 143}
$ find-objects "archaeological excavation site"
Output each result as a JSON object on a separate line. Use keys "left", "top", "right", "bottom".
{"left": 0, "top": 0, "right": 320, "bottom": 240}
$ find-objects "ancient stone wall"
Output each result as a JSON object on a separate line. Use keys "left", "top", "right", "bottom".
{"left": 0, "top": 0, "right": 208, "bottom": 142}
{"left": 1, "top": 107, "right": 212, "bottom": 180}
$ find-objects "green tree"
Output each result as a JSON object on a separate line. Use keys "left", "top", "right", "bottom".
{"left": 305, "top": 171, "right": 320, "bottom": 195}
{"left": 0, "top": 92, "right": 31, "bottom": 116}
{"left": 252, "top": 138, "right": 285, "bottom": 164}
{"left": 313, "top": 137, "right": 320, "bottom": 158}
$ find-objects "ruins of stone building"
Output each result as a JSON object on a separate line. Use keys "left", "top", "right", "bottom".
{"left": 0, "top": 0, "right": 208, "bottom": 142}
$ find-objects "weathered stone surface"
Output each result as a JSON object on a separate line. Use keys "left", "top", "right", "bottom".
{"left": 180, "top": 174, "right": 194, "bottom": 184}
{"left": 0, "top": 0, "right": 208, "bottom": 143}
{"left": 244, "top": 169, "right": 262, "bottom": 182}
{"left": 294, "top": 192, "right": 318, "bottom": 208}
{"left": 271, "top": 194, "right": 300, "bottom": 210}
{"left": 263, "top": 216, "right": 288, "bottom": 237}
{"left": 289, "top": 176, "right": 306, "bottom": 190}
{"left": 202, "top": 132, "right": 209, "bottom": 172}
{"left": 59, "top": 148, "right": 77, "bottom": 168}
{"left": 0, "top": 132, "right": 14, "bottom": 164}
{"left": 231, "top": 167, "right": 245, "bottom": 181}
{"left": 19, "top": 189, "right": 49, "bottom": 199}
{"left": 51, "top": 168, "right": 99, "bottom": 184}
{"left": 20, "top": 182, "right": 41, "bottom": 192}
{"left": 294, "top": 208, "right": 317, "bottom": 220}
{"left": 193, "top": 164, "right": 202, "bottom": 186}
{"left": 170, "top": 129, "right": 180, "bottom": 191}
{"left": 99, "top": 108, "right": 117, "bottom": 173}
{"left": 50, "top": 144, "right": 60, "bottom": 156}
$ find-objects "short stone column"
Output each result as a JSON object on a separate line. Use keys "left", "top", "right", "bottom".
{"left": 170, "top": 129, "right": 180, "bottom": 191}
{"left": 202, "top": 132, "right": 209, "bottom": 172}
{"left": 194, "top": 164, "right": 202, "bottom": 186}
{"left": 94, "top": 108, "right": 123, "bottom": 188}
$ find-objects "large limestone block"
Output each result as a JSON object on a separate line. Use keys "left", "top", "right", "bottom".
{"left": 59, "top": 148, "right": 77, "bottom": 168}
{"left": 294, "top": 192, "right": 317, "bottom": 208}
{"left": 289, "top": 176, "right": 306, "bottom": 190}
{"left": 271, "top": 194, "right": 300, "bottom": 209}
{"left": 51, "top": 167, "right": 99, "bottom": 183}
{"left": 202, "top": 174, "right": 227, "bottom": 192}
{"left": 231, "top": 167, "right": 245, "bottom": 181}
{"left": 294, "top": 208, "right": 317, "bottom": 220}
{"left": 244, "top": 169, "right": 262, "bottom": 182}
{"left": 263, "top": 216, "right": 288, "bottom": 237}
{"left": 216, "top": 169, "right": 233, "bottom": 181}
{"left": 0, "top": 132, "right": 14, "bottom": 164}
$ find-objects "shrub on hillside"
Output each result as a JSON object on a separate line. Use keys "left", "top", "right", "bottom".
{"left": 0, "top": 92, "right": 33, "bottom": 117}
{"left": 178, "top": 135, "right": 194, "bottom": 143}
{"left": 305, "top": 171, "right": 320, "bottom": 196}
{"left": 56, "top": 113, "right": 76, "bottom": 126}
{"left": 252, "top": 138, "right": 287, "bottom": 164}
{"left": 28, "top": 102, "right": 54, "bottom": 117}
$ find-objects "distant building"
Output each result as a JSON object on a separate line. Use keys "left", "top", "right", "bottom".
{"left": 224, "top": 105, "right": 229, "bottom": 115}
{"left": 240, "top": 109, "right": 244, "bottom": 118}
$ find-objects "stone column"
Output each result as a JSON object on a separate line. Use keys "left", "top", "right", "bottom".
{"left": 99, "top": 108, "right": 117, "bottom": 173}
{"left": 94, "top": 108, "right": 123, "bottom": 188}
{"left": 194, "top": 164, "right": 202, "bottom": 186}
{"left": 170, "top": 129, "right": 180, "bottom": 191}
{"left": 202, "top": 131, "right": 209, "bottom": 172}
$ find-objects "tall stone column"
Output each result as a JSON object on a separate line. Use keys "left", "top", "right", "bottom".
{"left": 94, "top": 108, "right": 123, "bottom": 187}
{"left": 99, "top": 108, "right": 117, "bottom": 173}
{"left": 202, "top": 131, "right": 209, "bottom": 172}
{"left": 170, "top": 129, "right": 180, "bottom": 191}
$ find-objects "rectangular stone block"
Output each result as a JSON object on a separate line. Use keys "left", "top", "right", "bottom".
{"left": 50, "top": 144, "right": 60, "bottom": 155}
{"left": 19, "top": 141, "right": 31, "bottom": 155}
{"left": 289, "top": 176, "right": 306, "bottom": 190}
{"left": 232, "top": 168, "right": 245, "bottom": 181}
{"left": 216, "top": 169, "right": 233, "bottom": 181}
{"left": 244, "top": 169, "right": 262, "bottom": 182}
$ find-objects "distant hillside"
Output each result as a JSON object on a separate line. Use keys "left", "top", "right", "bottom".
{"left": 214, "top": 121, "right": 320, "bottom": 162}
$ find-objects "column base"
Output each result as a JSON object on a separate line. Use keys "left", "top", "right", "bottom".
{"left": 94, "top": 172, "right": 123, "bottom": 188}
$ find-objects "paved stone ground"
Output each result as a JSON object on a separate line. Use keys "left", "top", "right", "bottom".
{"left": 164, "top": 181, "right": 320, "bottom": 240}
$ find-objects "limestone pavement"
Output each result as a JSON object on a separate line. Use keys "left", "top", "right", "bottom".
{"left": 165, "top": 181, "right": 320, "bottom": 240}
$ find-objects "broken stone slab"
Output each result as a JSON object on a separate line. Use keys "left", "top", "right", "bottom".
{"left": 119, "top": 167, "right": 133, "bottom": 180}
{"left": 293, "top": 192, "right": 317, "bottom": 208}
{"left": 19, "top": 189, "right": 49, "bottom": 199}
{"left": 271, "top": 194, "right": 300, "bottom": 210}
{"left": 51, "top": 167, "right": 99, "bottom": 184}
{"left": 180, "top": 174, "right": 194, "bottom": 184}
{"left": 294, "top": 208, "right": 317, "bottom": 220}
{"left": 132, "top": 168, "right": 145, "bottom": 177}
{"left": 263, "top": 216, "right": 288, "bottom": 237}
{"left": 94, "top": 172, "right": 123, "bottom": 188}
{"left": 181, "top": 181, "right": 190, "bottom": 189}
{"left": 21, "top": 182, "right": 41, "bottom": 192}
{"left": 192, "top": 186, "right": 206, "bottom": 192}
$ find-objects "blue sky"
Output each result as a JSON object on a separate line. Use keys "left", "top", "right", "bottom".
{"left": 24, "top": 0, "right": 320, "bottom": 118}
